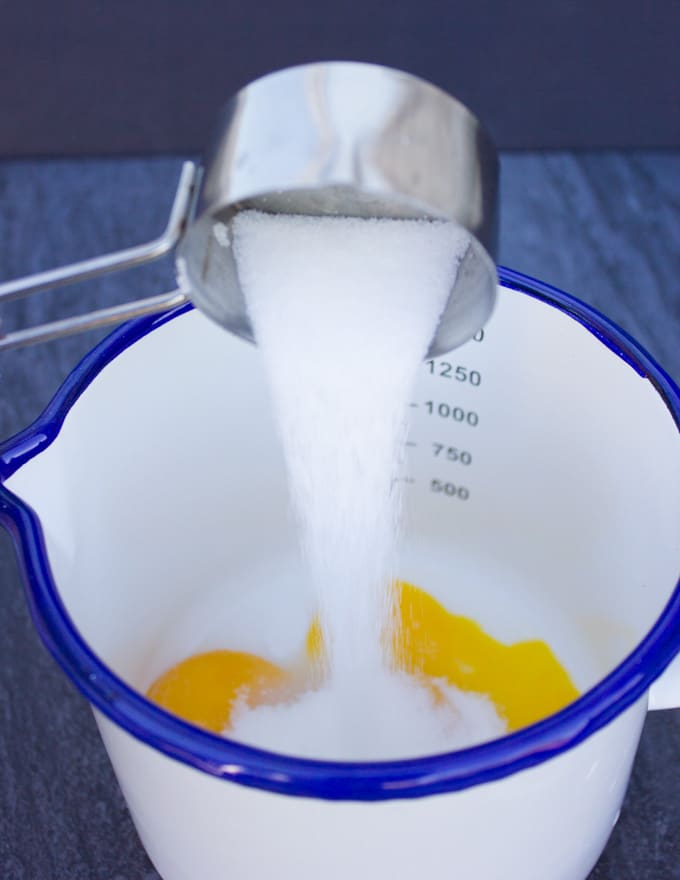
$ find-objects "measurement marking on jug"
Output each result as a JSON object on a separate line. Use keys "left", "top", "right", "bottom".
{"left": 430, "top": 479, "right": 469, "bottom": 500}
{"left": 405, "top": 441, "right": 418, "bottom": 447}
{"left": 426, "top": 360, "right": 482, "bottom": 386}
{"left": 424, "top": 401, "right": 479, "bottom": 426}
{"left": 432, "top": 443, "right": 472, "bottom": 465}
{"left": 472, "top": 328, "right": 485, "bottom": 342}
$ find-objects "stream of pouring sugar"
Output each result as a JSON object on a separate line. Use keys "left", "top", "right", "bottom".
{"left": 232, "top": 211, "right": 469, "bottom": 751}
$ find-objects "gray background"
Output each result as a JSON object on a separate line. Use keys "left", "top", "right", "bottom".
{"left": 0, "top": 2, "right": 679, "bottom": 878}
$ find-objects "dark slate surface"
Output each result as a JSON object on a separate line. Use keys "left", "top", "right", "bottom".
{"left": 0, "top": 153, "right": 678, "bottom": 879}
{"left": 1, "top": 2, "right": 680, "bottom": 156}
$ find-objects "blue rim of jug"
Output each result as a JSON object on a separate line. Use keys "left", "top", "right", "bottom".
{"left": 0, "top": 266, "right": 678, "bottom": 802}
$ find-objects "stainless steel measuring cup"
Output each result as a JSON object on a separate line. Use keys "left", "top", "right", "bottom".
{"left": 0, "top": 62, "right": 498, "bottom": 356}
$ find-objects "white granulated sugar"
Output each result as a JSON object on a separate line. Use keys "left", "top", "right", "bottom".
{"left": 212, "top": 220, "right": 231, "bottom": 248}
{"left": 232, "top": 210, "right": 482, "bottom": 758}
{"left": 230, "top": 670, "right": 506, "bottom": 761}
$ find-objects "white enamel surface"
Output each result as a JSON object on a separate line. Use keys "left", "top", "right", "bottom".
{"left": 649, "top": 652, "right": 680, "bottom": 710}
{"left": 94, "top": 700, "right": 647, "bottom": 880}
{"left": 6, "top": 284, "right": 680, "bottom": 879}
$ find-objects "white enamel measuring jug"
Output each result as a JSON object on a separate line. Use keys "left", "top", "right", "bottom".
{"left": 0, "top": 268, "right": 678, "bottom": 880}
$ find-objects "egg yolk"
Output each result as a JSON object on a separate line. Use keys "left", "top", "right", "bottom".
{"left": 392, "top": 582, "right": 579, "bottom": 731}
{"left": 146, "top": 651, "right": 292, "bottom": 733}
{"left": 146, "top": 582, "right": 579, "bottom": 734}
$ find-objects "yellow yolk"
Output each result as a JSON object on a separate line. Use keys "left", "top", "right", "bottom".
{"left": 392, "top": 582, "right": 579, "bottom": 731}
{"left": 147, "top": 651, "right": 292, "bottom": 733}
{"left": 146, "top": 582, "right": 579, "bottom": 734}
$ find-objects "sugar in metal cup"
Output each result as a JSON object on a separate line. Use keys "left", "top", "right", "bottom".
{"left": 179, "top": 61, "right": 498, "bottom": 355}
{"left": 0, "top": 62, "right": 497, "bottom": 357}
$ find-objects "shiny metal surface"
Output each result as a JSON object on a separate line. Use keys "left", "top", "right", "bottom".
{"left": 0, "top": 63, "right": 498, "bottom": 355}
{"left": 180, "top": 61, "right": 499, "bottom": 355}
{"left": 0, "top": 162, "right": 197, "bottom": 350}
{"left": 0, "top": 290, "right": 188, "bottom": 352}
